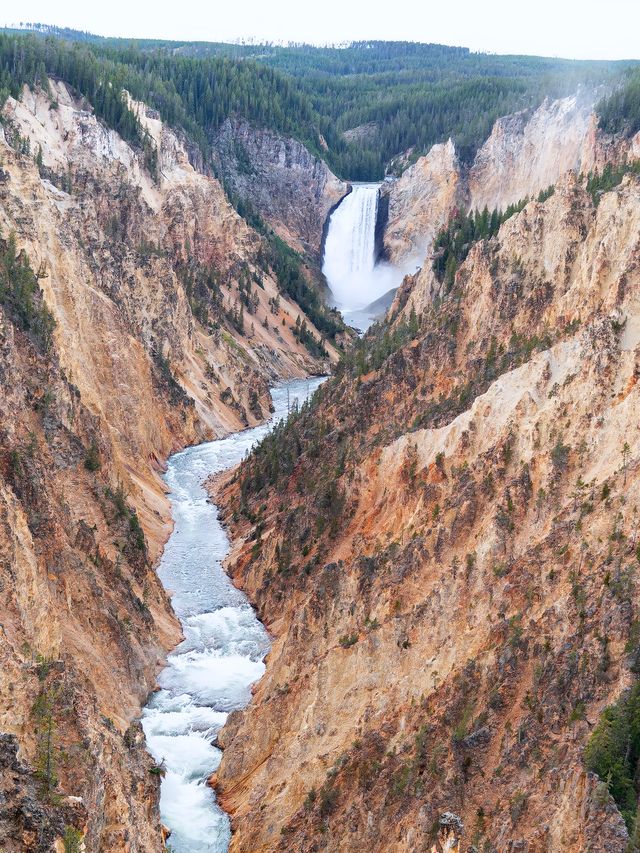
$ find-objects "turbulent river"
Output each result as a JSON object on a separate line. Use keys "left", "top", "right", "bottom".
{"left": 142, "top": 378, "right": 325, "bottom": 852}
{"left": 143, "top": 179, "right": 410, "bottom": 849}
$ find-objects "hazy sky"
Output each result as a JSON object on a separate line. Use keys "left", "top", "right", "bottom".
{"left": 6, "top": 0, "right": 640, "bottom": 60}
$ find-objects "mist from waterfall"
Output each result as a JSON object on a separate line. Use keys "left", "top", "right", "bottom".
{"left": 322, "top": 182, "right": 417, "bottom": 330}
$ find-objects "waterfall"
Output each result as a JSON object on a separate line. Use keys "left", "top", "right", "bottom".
{"left": 322, "top": 183, "right": 380, "bottom": 311}
{"left": 323, "top": 182, "right": 415, "bottom": 330}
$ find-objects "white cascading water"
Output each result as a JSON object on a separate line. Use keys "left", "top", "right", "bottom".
{"left": 323, "top": 182, "right": 415, "bottom": 329}
{"left": 323, "top": 183, "right": 379, "bottom": 304}
{"left": 142, "top": 378, "right": 325, "bottom": 853}
{"left": 140, "top": 181, "right": 415, "bottom": 848}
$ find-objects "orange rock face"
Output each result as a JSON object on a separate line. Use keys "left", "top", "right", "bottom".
{"left": 213, "top": 171, "right": 640, "bottom": 852}
{"left": 0, "top": 82, "right": 336, "bottom": 850}
{"left": 383, "top": 94, "right": 640, "bottom": 274}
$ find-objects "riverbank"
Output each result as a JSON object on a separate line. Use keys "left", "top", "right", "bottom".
{"left": 141, "top": 378, "right": 326, "bottom": 852}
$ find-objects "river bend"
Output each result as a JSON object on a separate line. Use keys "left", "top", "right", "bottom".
{"left": 142, "top": 378, "right": 325, "bottom": 852}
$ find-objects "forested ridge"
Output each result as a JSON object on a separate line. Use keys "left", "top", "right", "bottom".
{"left": 2, "top": 27, "right": 637, "bottom": 180}
{"left": 597, "top": 65, "right": 640, "bottom": 138}
{"left": 0, "top": 33, "right": 328, "bottom": 165}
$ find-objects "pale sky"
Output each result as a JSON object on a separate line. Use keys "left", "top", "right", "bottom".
{"left": 6, "top": 0, "right": 640, "bottom": 61}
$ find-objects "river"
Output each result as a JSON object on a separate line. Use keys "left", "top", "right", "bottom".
{"left": 142, "top": 377, "right": 326, "bottom": 852}
{"left": 143, "top": 179, "right": 406, "bottom": 850}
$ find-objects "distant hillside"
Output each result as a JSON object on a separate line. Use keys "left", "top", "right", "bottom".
{"left": 2, "top": 26, "right": 638, "bottom": 179}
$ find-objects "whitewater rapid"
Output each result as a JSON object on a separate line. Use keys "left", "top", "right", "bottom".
{"left": 142, "top": 378, "right": 325, "bottom": 852}
{"left": 322, "top": 182, "right": 416, "bottom": 330}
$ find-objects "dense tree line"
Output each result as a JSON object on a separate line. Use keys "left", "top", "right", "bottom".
{"left": 597, "top": 67, "right": 640, "bottom": 138}
{"left": 585, "top": 682, "right": 640, "bottom": 832}
{"left": 0, "top": 33, "right": 328, "bottom": 166}
{"left": 586, "top": 159, "right": 640, "bottom": 204}
{"left": 174, "top": 40, "right": 637, "bottom": 176}
{"left": 1, "top": 30, "right": 636, "bottom": 181}
{"left": 432, "top": 196, "right": 543, "bottom": 289}
{"left": 238, "top": 382, "right": 332, "bottom": 499}
{"left": 0, "top": 34, "right": 161, "bottom": 172}
{"left": 0, "top": 231, "right": 56, "bottom": 353}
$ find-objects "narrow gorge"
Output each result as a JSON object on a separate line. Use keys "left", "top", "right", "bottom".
{"left": 0, "top": 63, "right": 341, "bottom": 851}
{"left": 142, "top": 177, "right": 393, "bottom": 847}
{"left": 211, "top": 93, "right": 640, "bottom": 853}
{"left": 142, "top": 378, "right": 325, "bottom": 852}
{"left": 1, "top": 26, "right": 640, "bottom": 853}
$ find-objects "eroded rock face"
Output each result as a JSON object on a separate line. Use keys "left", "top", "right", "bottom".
{"left": 212, "top": 117, "right": 348, "bottom": 254}
{"left": 0, "top": 83, "right": 336, "bottom": 850}
{"left": 381, "top": 139, "right": 463, "bottom": 265}
{"left": 382, "top": 93, "right": 640, "bottom": 268}
{"left": 0, "top": 734, "right": 88, "bottom": 852}
{"left": 213, "top": 172, "right": 640, "bottom": 852}
{"left": 3, "top": 81, "right": 337, "bottom": 542}
{"left": 468, "top": 94, "right": 595, "bottom": 212}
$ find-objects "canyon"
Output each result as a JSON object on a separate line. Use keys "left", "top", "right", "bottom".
{"left": 0, "top": 80, "right": 338, "bottom": 850}
{"left": 1, "top": 32, "right": 640, "bottom": 853}
{"left": 211, "top": 108, "right": 640, "bottom": 851}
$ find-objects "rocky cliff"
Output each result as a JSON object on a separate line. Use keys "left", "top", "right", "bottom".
{"left": 212, "top": 117, "right": 348, "bottom": 256}
{"left": 0, "top": 81, "right": 336, "bottom": 850}
{"left": 467, "top": 94, "right": 595, "bottom": 212}
{"left": 382, "top": 93, "right": 640, "bottom": 267}
{"left": 381, "top": 139, "right": 462, "bottom": 266}
{"left": 213, "top": 168, "right": 640, "bottom": 851}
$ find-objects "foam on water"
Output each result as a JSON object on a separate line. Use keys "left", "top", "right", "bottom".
{"left": 322, "top": 182, "right": 420, "bottom": 331}
{"left": 142, "top": 378, "right": 326, "bottom": 852}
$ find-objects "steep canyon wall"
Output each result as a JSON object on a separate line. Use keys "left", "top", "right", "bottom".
{"left": 0, "top": 81, "right": 336, "bottom": 850}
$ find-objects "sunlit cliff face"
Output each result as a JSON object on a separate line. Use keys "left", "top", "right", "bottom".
{"left": 0, "top": 81, "right": 335, "bottom": 851}
{"left": 211, "top": 164, "right": 640, "bottom": 852}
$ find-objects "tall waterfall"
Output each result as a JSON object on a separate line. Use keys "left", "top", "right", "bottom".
{"left": 322, "top": 183, "right": 380, "bottom": 311}
{"left": 323, "top": 182, "right": 414, "bottom": 330}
